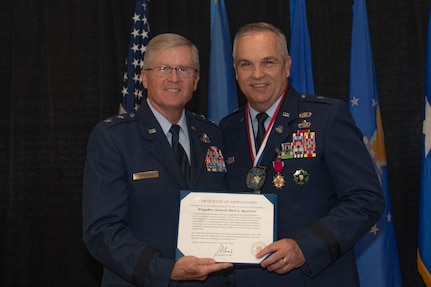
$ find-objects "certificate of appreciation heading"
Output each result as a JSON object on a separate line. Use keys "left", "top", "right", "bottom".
{"left": 176, "top": 191, "right": 277, "bottom": 264}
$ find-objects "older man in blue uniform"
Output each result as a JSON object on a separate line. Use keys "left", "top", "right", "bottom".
{"left": 83, "top": 33, "right": 232, "bottom": 287}
{"left": 219, "top": 22, "right": 385, "bottom": 286}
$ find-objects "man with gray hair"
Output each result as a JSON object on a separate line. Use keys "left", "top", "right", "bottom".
{"left": 220, "top": 22, "right": 385, "bottom": 286}
{"left": 83, "top": 33, "right": 232, "bottom": 287}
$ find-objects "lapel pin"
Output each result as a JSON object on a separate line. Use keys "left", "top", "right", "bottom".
{"left": 275, "top": 125, "right": 284, "bottom": 133}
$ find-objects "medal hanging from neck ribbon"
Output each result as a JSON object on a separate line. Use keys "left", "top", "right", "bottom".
{"left": 245, "top": 86, "right": 288, "bottom": 193}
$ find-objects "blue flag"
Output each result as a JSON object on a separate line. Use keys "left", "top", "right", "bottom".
{"left": 349, "top": 0, "right": 402, "bottom": 286}
{"left": 120, "top": 0, "right": 150, "bottom": 114}
{"left": 418, "top": 8, "right": 431, "bottom": 287}
{"left": 208, "top": 0, "right": 237, "bottom": 124}
{"left": 288, "top": 0, "right": 315, "bottom": 94}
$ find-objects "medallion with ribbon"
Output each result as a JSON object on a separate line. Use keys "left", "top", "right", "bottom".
{"left": 245, "top": 85, "right": 288, "bottom": 193}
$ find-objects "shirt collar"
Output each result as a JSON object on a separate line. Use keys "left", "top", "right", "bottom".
{"left": 147, "top": 98, "right": 188, "bottom": 137}
{"left": 248, "top": 95, "right": 283, "bottom": 122}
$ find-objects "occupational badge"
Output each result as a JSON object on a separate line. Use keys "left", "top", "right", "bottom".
{"left": 200, "top": 133, "right": 211, "bottom": 143}
{"left": 298, "top": 120, "right": 311, "bottom": 129}
{"left": 293, "top": 169, "right": 309, "bottom": 185}
{"left": 272, "top": 160, "right": 285, "bottom": 189}
{"left": 246, "top": 166, "right": 267, "bottom": 193}
{"left": 299, "top": 111, "right": 312, "bottom": 119}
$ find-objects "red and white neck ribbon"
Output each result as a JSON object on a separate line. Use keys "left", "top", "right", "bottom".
{"left": 246, "top": 86, "right": 288, "bottom": 167}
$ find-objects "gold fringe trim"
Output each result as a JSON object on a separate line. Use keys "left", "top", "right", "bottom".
{"left": 418, "top": 249, "right": 431, "bottom": 286}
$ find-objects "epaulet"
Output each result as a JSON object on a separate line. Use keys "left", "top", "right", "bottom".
{"left": 219, "top": 106, "right": 245, "bottom": 122}
{"left": 298, "top": 94, "right": 341, "bottom": 105}
{"left": 102, "top": 112, "right": 138, "bottom": 126}
{"left": 190, "top": 112, "right": 217, "bottom": 125}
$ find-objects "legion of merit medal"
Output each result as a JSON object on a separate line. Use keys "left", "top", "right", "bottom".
{"left": 246, "top": 166, "right": 267, "bottom": 193}
{"left": 272, "top": 160, "right": 285, "bottom": 189}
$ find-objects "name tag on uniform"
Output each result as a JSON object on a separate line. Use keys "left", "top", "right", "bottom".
{"left": 133, "top": 170, "right": 159, "bottom": 181}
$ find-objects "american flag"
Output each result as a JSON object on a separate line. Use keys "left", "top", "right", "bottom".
{"left": 120, "top": 0, "right": 150, "bottom": 114}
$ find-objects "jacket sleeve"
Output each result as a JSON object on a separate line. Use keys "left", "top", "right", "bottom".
{"left": 292, "top": 101, "right": 385, "bottom": 277}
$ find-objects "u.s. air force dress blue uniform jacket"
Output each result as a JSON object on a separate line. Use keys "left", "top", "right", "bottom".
{"left": 219, "top": 86, "right": 385, "bottom": 287}
{"left": 83, "top": 100, "right": 229, "bottom": 287}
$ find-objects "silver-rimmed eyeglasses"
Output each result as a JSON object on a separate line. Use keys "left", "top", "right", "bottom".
{"left": 144, "top": 65, "right": 198, "bottom": 78}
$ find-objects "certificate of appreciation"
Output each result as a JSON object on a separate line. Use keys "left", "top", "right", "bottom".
{"left": 176, "top": 191, "right": 277, "bottom": 264}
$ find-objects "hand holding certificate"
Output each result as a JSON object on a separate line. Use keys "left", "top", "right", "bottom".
{"left": 176, "top": 191, "right": 277, "bottom": 264}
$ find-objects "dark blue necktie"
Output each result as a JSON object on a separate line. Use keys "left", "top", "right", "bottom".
{"left": 170, "top": 124, "right": 190, "bottom": 185}
{"left": 256, "top": 112, "right": 269, "bottom": 148}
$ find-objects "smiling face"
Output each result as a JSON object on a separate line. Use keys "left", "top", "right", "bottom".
{"left": 233, "top": 31, "right": 291, "bottom": 112}
{"left": 141, "top": 45, "right": 199, "bottom": 122}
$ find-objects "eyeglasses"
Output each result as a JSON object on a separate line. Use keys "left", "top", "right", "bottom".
{"left": 144, "top": 65, "right": 198, "bottom": 78}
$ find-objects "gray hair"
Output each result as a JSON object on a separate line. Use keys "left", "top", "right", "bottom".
{"left": 143, "top": 33, "right": 200, "bottom": 71}
{"left": 232, "top": 22, "right": 289, "bottom": 61}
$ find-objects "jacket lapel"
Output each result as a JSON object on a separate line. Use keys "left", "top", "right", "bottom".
{"left": 137, "top": 101, "right": 188, "bottom": 189}
{"left": 231, "top": 109, "right": 254, "bottom": 167}
{"left": 187, "top": 113, "right": 214, "bottom": 189}
{"left": 262, "top": 88, "right": 300, "bottom": 166}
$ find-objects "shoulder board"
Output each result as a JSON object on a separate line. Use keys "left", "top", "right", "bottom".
{"left": 298, "top": 94, "right": 341, "bottom": 105}
{"left": 219, "top": 105, "right": 245, "bottom": 121}
{"left": 102, "top": 112, "right": 138, "bottom": 126}
{"left": 190, "top": 112, "right": 217, "bottom": 125}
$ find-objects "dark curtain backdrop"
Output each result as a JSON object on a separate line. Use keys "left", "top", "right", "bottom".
{"left": 1, "top": 0, "right": 429, "bottom": 286}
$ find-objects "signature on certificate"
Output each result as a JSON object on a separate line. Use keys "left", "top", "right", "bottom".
{"left": 214, "top": 244, "right": 233, "bottom": 257}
